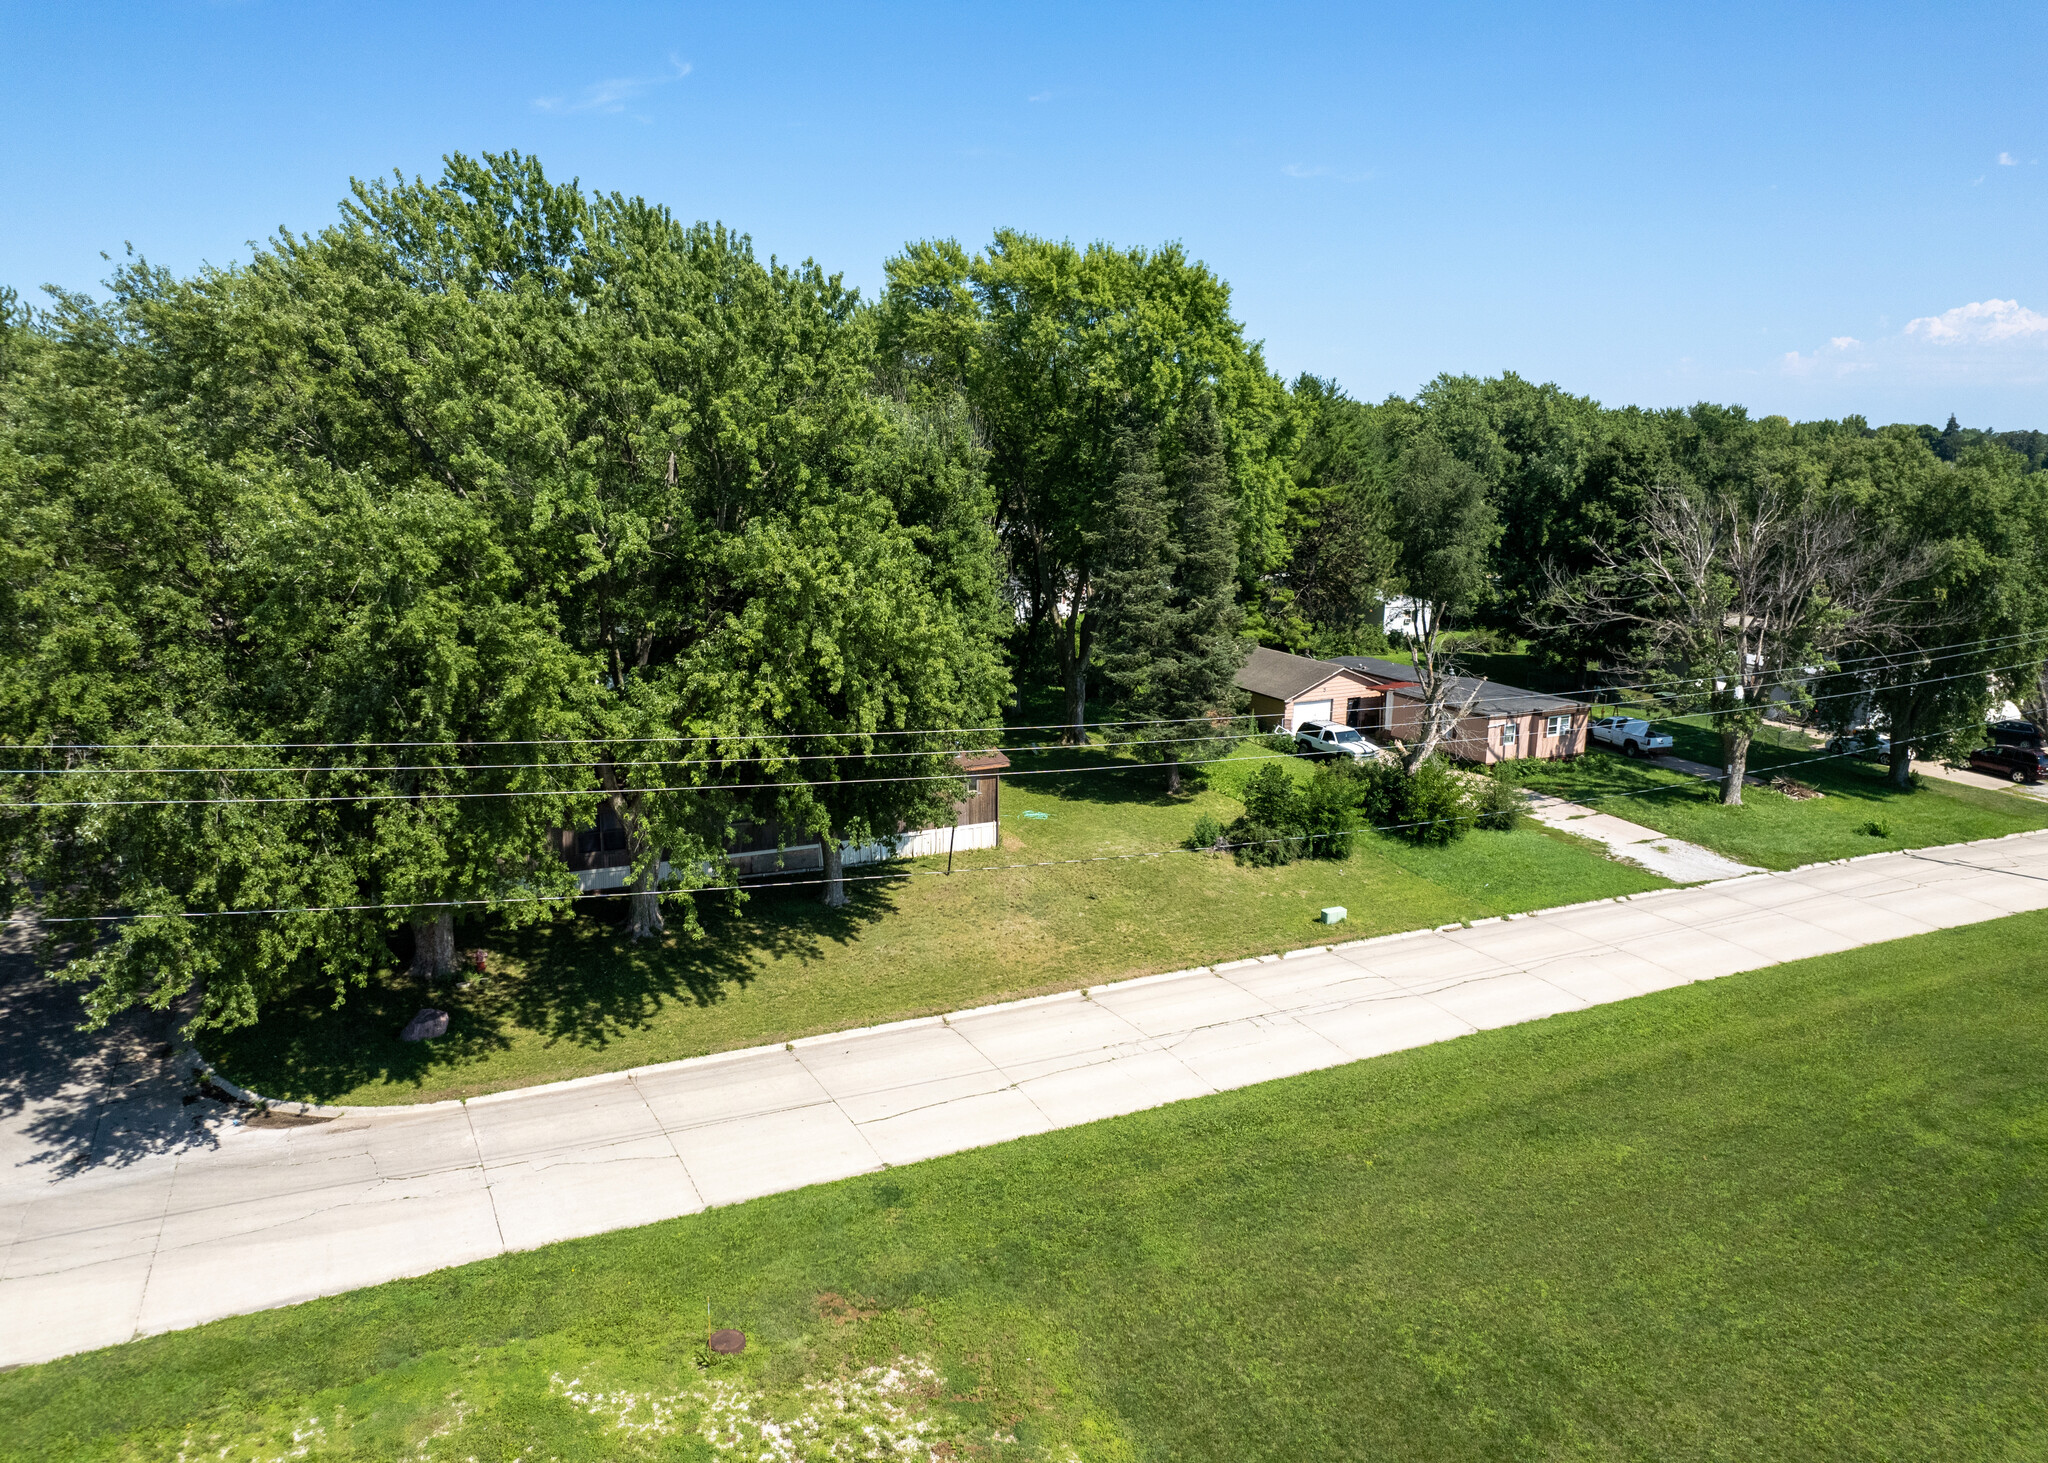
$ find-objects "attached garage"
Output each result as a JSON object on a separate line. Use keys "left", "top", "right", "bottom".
{"left": 1234, "top": 647, "right": 1386, "bottom": 733}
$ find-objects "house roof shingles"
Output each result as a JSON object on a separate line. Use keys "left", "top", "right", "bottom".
{"left": 1327, "top": 656, "right": 1582, "bottom": 717}
{"left": 1234, "top": 646, "right": 1360, "bottom": 702}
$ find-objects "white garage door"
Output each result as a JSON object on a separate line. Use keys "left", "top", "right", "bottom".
{"left": 1293, "top": 700, "right": 1332, "bottom": 728}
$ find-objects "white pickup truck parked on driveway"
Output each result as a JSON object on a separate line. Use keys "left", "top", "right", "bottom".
{"left": 1587, "top": 716, "right": 1674, "bottom": 758}
{"left": 1294, "top": 718, "right": 1386, "bottom": 762}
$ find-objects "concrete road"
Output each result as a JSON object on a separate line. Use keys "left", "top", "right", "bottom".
{"left": 6, "top": 832, "right": 2048, "bottom": 1368}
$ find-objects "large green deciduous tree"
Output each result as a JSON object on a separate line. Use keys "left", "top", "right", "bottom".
{"left": 1257, "top": 374, "right": 1398, "bottom": 655}
{"left": 880, "top": 229, "right": 1291, "bottom": 739}
{"left": 1387, "top": 431, "right": 1501, "bottom": 771}
{"left": 1814, "top": 433, "right": 2048, "bottom": 786}
{"left": 2, "top": 152, "right": 1006, "bottom": 1033}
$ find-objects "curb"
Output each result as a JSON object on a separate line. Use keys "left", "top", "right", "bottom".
{"left": 196, "top": 825, "right": 2048, "bottom": 1118}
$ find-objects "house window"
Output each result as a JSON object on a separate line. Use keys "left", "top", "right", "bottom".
{"left": 1499, "top": 720, "right": 1518, "bottom": 751}
{"left": 1545, "top": 713, "right": 1570, "bottom": 738}
{"left": 1347, "top": 695, "right": 1374, "bottom": 728}
{"left": 965, "top": 776, "right": 981, "bottom": 794}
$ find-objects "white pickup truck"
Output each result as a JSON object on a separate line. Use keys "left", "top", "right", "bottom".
{"left": 1587, "top": 716, "right": 1674, "bottom": 758}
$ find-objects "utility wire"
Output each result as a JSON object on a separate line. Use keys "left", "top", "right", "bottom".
{"left": 13, "top": 629, "right": 2041, "bottom": 763}
{"left": 12, "top": 652, "right": 2038, "bottom": 811}
{"left": 0, "top": 729, "right": 1267, "bottom": 779}
{"left": 6, "top": 711, "right": 1268, "bottom": 754}
{"left": 28, "top": 709, "right": 2035, "bottom": 924}
{"left": 1540, "top": 626, "right": 2048, "bottom": 704}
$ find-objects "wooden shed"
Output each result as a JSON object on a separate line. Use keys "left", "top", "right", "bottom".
{"left": 560, "top": 750, "right": 1012, "bottom": 888}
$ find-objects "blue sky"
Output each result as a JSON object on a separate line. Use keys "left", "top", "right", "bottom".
{"left": 5, "top": 1, "right": 2043, "bottom": 426}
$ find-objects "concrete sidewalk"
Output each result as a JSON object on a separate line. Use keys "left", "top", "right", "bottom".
{"left": 6, "top": 832, "right": 2048, "bottom": 1369}
{"left": 1524, "top": 792, "right": 1763, "bottom": 882}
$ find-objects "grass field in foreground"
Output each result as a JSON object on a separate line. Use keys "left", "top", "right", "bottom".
{"left": 210, "top": 747, "right": 1663, "bottom": 1106}
{"left": 19, "top": 911, "right": 2048, "bottom": 1462}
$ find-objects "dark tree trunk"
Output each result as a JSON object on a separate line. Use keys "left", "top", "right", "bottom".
{"left": 1164, "top": 746, "right": 1181, "bottom": 794}
{"left": 1888, "top": 740, "right": 1914, "bottom": 790}
{"left": 821, "top": 835, "right": 847, "bottom": 908}
{"left": 409, "top": 913, "right": 455, "bottom": 980}
{"left": 1060, "top": 612, "right": 1093, "bottom": 745}
{"left": 1720, "top": 725, "right": 1751, "bottom": 806}
{"left": 626, "top": 874, "right": 665, "bottom": 940}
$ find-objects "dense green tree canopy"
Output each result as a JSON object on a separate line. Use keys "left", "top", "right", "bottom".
{"left": 5, "top": 156, "right": 2048, "bottom": 1040}
{"left": 880, "top": 229, "right": 1292, "bottom": 736}
{"left": 1, "top": 153, "right": 1007, "bottom": 1029}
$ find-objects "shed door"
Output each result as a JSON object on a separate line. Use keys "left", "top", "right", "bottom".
{"left": 1293, "top": 699, "right": 1332, "bottom": 728}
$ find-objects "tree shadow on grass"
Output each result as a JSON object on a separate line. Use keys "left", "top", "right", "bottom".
{"left": 207, "top": 876, "right": 905, "bottom": 1104}
{"left": 1022, "top": 760, "right": 1204, "bottom": 808}
{"left": 501, "top": 876, "right": 900, "bottom": 1049}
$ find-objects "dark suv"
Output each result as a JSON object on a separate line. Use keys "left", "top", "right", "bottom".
{"left": 1968, "top": 744, "right": 2048, "bottom": 784}
{"left": 1988, "top": 719, "right": 2043, "bottom": 749}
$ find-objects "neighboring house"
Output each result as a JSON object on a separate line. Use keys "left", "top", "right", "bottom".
{"left": 1330, "top": 656, "right": 1588, "bottom": 764}
{"left": 1233, "top": 646, "right": 1586, "bottom": 763}
{"left": 556, "top": 750, "right": 1010, "bottom": 891}
{"left": 1379, "top": 596, "right": 1433, "bottom": 638}
{"left": 1235, "top": 646, "right": 1388, "bottom": 735}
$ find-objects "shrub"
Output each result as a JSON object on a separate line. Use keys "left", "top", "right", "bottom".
{"left": 1337, "top": 754, "right": 1477, "bottom": 845}
{"left": 1474, "top": 763, "right": 1527, "bottom": 832}
{"left": 1400, "top": 757, "right": 1476, "bottom": 846}
{"left": 1297, "top": 767, "right": 1363, "bottom": 859}
{"left": 1226, "top": 819, "right": 1300, "bottom": 866}
{"left": 1260, "top": 731, "right": 1298, "bottom": 754}
{"left": 1238, "top": 761, "right": 1303, "bottom": 828}
{"left": 1860, "top": 818, "right": 1893, "bottom": 839}
{"left": 1185, "top": 812, "right": 1225, "bottom": 851}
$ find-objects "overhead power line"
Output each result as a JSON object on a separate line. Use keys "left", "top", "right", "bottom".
{"left": 16, "top": 626, "right": 2044, "bottom": 757}
{"left": 29, "top": 707, "right": 2030, "bottom": 924}
{"left": 5, "top": 711, "right": 1264, "bottom": 755}
{"left": 0, "top": 728, "right": 1264, "bottom": 778}
{"left": 11, "top": 651, "right": 2039, "bottom": 811}
{"left": 1550, "top": 626, "right": 2048, "bottom": 703}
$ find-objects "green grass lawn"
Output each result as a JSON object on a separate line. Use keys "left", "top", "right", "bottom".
{"left": 211, "top": 746, "right": 1664, "bottom": 1106}
{"left": 17, "top": 912, "right": 2048, "bottom": 1461}
{"left": 1511, "top": 733, "right": 2048, "bottom": 870}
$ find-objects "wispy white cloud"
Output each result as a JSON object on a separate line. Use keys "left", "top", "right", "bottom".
{"left": 1780, "top": 335, "right": 1867, "bottom": 377}
{"left": 1780, "top": 300, "right": 2048, "bottom": 389}
{"left": 534, "top": 54, "right": 692, "bottom": 115}
{"left": 1027, "top": 90, "right": 1053, "bottom": 103}
{"left": 1904, "top": 299, "right": 2048, "bottom": 344}
{"left": 1998, "top": 150, "right": 2019, "bottom": 166}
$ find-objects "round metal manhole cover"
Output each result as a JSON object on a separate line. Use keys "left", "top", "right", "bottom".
{"left": 708, "top": 1329, "right": 746, "bottom": 1355}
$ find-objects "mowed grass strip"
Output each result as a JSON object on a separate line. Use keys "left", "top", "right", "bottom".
{"left": 1513, "top": 733, "right": 2048, "bottom": 870}
{"left": 20, "top": 912, "right": 2048, "bottom": 1461}
{"left": 211, "top": 747, "right": 1663, "bottom": 1106}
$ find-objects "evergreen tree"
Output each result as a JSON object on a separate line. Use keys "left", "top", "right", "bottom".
{"left": 1937, "top": 413, "right": 1965, "bottom": 462}
{"left": 1093, "top": 394, "right": 1249, "bottom": 791}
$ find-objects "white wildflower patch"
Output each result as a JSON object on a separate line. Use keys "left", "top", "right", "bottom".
{"left": 401, "top": 1393, "right": 474, "bottom": 1462}
{"left": 547, "top": 1371, "right": 692, "bottom": 1437}
{"left": 698, "top": 1357, "right": 956, "bottom": 1461}
{"left": 174, "top": 1414, "right": 327, "bottom": 1463}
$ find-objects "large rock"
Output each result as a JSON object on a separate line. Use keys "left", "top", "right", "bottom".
{"left": 400, "top": 1008, "right": 450, "bottom": 1042}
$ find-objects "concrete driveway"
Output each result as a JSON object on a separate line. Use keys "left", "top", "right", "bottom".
{"left": 6, "top": 830, "right": 2048, "bottom": 1368}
